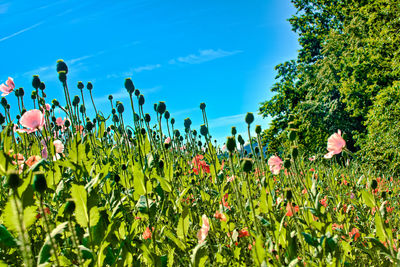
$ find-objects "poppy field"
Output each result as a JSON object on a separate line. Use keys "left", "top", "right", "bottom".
{"left": 0, "top": 61, "right": 399, "bottom": 266}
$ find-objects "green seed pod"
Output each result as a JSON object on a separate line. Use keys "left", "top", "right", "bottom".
{"left": 58, "top": 71, "right": 67, "bottom": 83}
{"left": 245, "top": 112, "right": 254, "bottom": 125}
{"left": 112, "top": 114, "right": 119, "bottom": 123}
{"left": 72, "top": 95, "right": 80, "bottom": 107}
{"left": 64, "top": 119, "right": 71, "bottom": 128}
{"left": 19, "top": 88, "right": 25, "bottom": 96}
{"left": 124, "top": 78, "right": 135, "bottom": 94}
{"left": 33, "top": 173, "right": 47, "bottom": 194}
{"left": 117, "top": 103, "right": 124, "bottom": 114}
{"left": 231, "top": 126, "right": 237, "bottom": 136}
{"left": 200, "top": 124, "right": 208, "bottom": 136}
{"left": 288, "top": 130, "right": 297, "bottom": 141}
{"left": 7, "top": 172, "right": 21, "bottom": 189}
{"left": 291, "top": 146, "right": 299, "bottom": 159}
{"left": 86, "top": 121, "right": 93, "bottom": 131}
{"left": 56, "top": 59, "right": 68, "bottom": 74}
{"left": 134, "top": 89, "right": 140, "bottom": 97}
{"left": 284, "top": 158, "right": 291, "bottom": 169}
{"left": 145, "top": 113, "right": 151, "bottom": 123}
{"left": 241, "top": 158, "right": 253, "bottom": 173}
{"left": 32, "top": 75, "right": 41, "bottom": 89}
{"left": 39, "top": 82, "right": 45, "bottom": 91}
{"left": 200, "top": 102, "right": 206, "bottom": 110}
{"left": 237, "top": 134, "right": 245, "bottom": 145}
{"left": 0, "top": 112, "right": 5, "bottom": 124}
{"left": 174, "top": 129, "right": 180, "bottom": 138}
{"left": 171, "top": 118, "right": 175, "bottom": 125}
{"left": 157, "top": 101, "right": 166, "bottom": 114}
{"left": 86, "top": 82, "right": 93, "bottom": 90}
{"left": 77, "top": 81, "right": 84, "bottom": 90}
{"left": 138, "top": 94, "right": 145, "bottom": 106}
{"left": 255, "top": 125, "right": 262, "bottom": 134}
{"left": 80, "top": 104, "right": 86, "bottom": 114}
{"left": 164, "top": 111, "right": 170, "bottom": 120}
{"left": 226, "top": 136, "right": 236, "bottom": 153}
{"left": 64, "top": 200, "right": 75, "bottom": 216}
{"left": 371, "top": 179, "right": 378, "bottom": 190}
{"left": 184, "top": 118, "right": 192, "bottom": 129}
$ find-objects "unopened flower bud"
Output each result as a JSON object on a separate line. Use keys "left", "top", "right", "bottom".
{"left": 241, "top": 158, "right": 253, "bottom": 173}
{"left": 117, "top": 103, "right": 124, "bottom": 114}
{"left": 139, "top": 94, "right": 145, "bottom": 106}
{"left": 200, "top": 102, "right": 206, "bottom": 110}
{"left": 56, "top": 59, "right": 68, "bottom": 74}
{"left": 7, "top": 172, "right": 21, "bottom": 189}
{"left": 58, "top": 71, "right": 67, "bottom": 83}
{"left": 291, "top": 146, "right": 298, "bottom": 159}
{"left": 255, "top": 125, "right": 262, "bottom": 134}
{"left": 288, "top": 129, "right": 297, "bottom": 141}
{"left": 39, "top": 82, "right": 45, "bottom": 91}
{"left": 124, "top": 78, "right": 135, "bottom": 94}
{"left": 33, "top": 173, "right": 47, "bottom": 194}
{"left": 134, "top": 89, "right": 140, "bottom": 97}
{"left": 171, "top": 118, "right": 175, "bottom": 125}
{"left": 200, "top": 124, "right": 208, "bottom": 136}
{"left": 231, "top": 126, "right": 237, "bottom": 135}
{"left": 157, "top": 101, "right": 166, "bottom": 114}
{"left": 284, "top": 158, "right": 291, "bottom": 169}
{"left": 64, "top": 200, "right": 75, "bottom": 216}
{"left": 108, "top": 95, "right": 113, "bottom": 101}
{"left": 77, "top": 81, "right": 84, "bottom": 90}
{"left": 184, "top": 118, "right": 192, "bottom": 129}
{"left": 226, "top": 136, "right": 236, "bottom": 153}
{"left": 164, "top": 111, "right": 170, "bottom": 120}
{"left": 371, "top": 179, "right": 378, "bottom": 190}
{"left": 32, "top": 75, "right": 41, "bottom": 89}
{"left": 86, "top": 82, "right": 93, "bottom": 90}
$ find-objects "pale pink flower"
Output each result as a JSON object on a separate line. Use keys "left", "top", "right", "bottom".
{"left": 53, "top": 140, "right": 64, "bottom": 154}
{"left": 227, "top": 175, "right": 235, "bottom": 183}
{"left": 41, "top": 147, "right": 48, "bottom": 159}
{"left": 268, "top": 155, "right": 283, "bottom": 175}
{"left": 55, "top": 117, "right": 65, "bottom": 127}
{"left": 309, "top": 156, "right": 316, "bottom": 161}
{"left": 0, "top": 77, "right": 15, "bottom": 96}
{"left": 17, "top": 109, "right": 45, "bottom": 133}
{"left": 324, "top": 130, "right": 346, "bottom": 159}
{"left": 164, "top": 137, "right": 171, "bottom": 144}
{"left": 197, "top": 215, "right": 210, "bottom": 244}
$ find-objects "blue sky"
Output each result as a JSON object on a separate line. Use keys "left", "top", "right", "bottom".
{"left": 0, "top": 0, "right": 299, "bottom": 144}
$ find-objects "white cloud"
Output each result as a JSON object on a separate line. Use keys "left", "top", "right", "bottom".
{"left": 169, "top": 49, "right": 242, "bottom": 65}
{"left": 0, "top": 21, "right": 44, "bottom": 43}
{"left": 133, "top": 64, "right": 161, "bottom": 72}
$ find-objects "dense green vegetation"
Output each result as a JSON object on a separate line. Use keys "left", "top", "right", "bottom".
{"left": 259, "top": 0, "right": 400, "bottom": 174}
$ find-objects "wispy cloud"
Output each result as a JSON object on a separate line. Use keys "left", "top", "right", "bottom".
{"left": 0, "top": 3, "right": 10, "bottom": 14}
{"left": 207, "top": 113, "right": 264, "bottom": 128}
{"left": 169, "top": 49, "right": 242, "bottom": 65}
{"left": 170, "top": 107, "right": 198, "bottom": 117}
{"left": 133, "top": 64, "right": 161, "bottom": 73}
{"left": 0, "top": 21, "right": 44, "bottom": 43}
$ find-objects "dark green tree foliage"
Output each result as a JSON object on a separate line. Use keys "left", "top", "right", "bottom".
{"left": 260, "top": 0, "right": 400, "bottom": 173}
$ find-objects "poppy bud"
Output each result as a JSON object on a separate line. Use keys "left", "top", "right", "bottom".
{"left": 231, "top": 126, "right": 237, "bottom": 135}
{"left": 291, "top": 146, "right": 298, "bottom": 159}
{"left": 127, "top": 129, "right": 132, "bottom": 137}
{"left": 64, "top": 119, "right": 70, "bottom": 128}
{"left": 117, "top": 103, "right": 124, "bottom": 114}
{"left": 174, "top": 130, "right": 180, "bottom": 138}
{"left": 33, "top": 173, "right": 47, "bottom": 194}
{"left": 86, "top": 82, "right": 93, "bottom": 90}
{"left": 184, "top": 118, "right": 192, "bottom": 129}
{"left": 77, "top": 81, "right": 84, "bottom": 90}
{"left": 72, "top": 95, "right": 80, "bottom": 107}
{"left": 198, "top": 141, "right": 202, "bottom": 146}
{"left": 64, "top": 201, "right": 75, "bottom": 216}
{"left": 288, "top": 130, "right": 297, "bottom": 141}
{"left": 179, "top": 136, "right": 183, "bottom": 142}
{"left": 158, "top": 160, "right": 164, "bottom": 169}
{"left": 112, "top": 108, "right": 116, "bottom": 115}
{"left": 32, "top": 75, "right": 41, "bottom": 89}
{"left": 144, "top": 113, "right": 151, "bottom": 123}
{"left": 56, "top": 59, "right": 68, "bottom": 74}
{"left": 237, "top": 134, "right": 245, "bottom": 145}
{"left": 284, "top": 158, "right": 291, "bottom": 169}
{"left": 31, "top": 92, "right": 36, "bottom": 100}
{"left": 141, "top": 128, "right": 146, "bottom": 135}
{"left": 108, "top": 95, "right": 113, "bottom": 101}
{"left": 157, "top": 101, "right": 166, "bottom": 114}
{"left": 192, "top": 129, "right": 197, "bottom": 136}
{"left": 134, "top": 89, "right": 140, "bottom": 97}
{"left": 164, "top": 111, "right": 170, "bottom": 120}
{"left": 134, "top": 113, "right": 140, "bottom": 122}
{"left": 199, "top": 124, "right": 208, "bottom": 136}
{"left": 124, "top": 78, "right": 135, "bottom": 94}
{"left": 226, "top": 136, "right": 236, "bottom": 153}
{"left": 0, "top": 112, "right": 5, "bottom": 124}
{"left": 7, "top": 172, "right": 21, "bottom": 189}
{"left": 1, "top": 97, "right": 7, "bottom": 108}
{"left": 139, "top": 94, "right": 145, "bottom": 106}
{"left": 171, "top": 118, "right": 175, "bottom": 125}
{"left": 52, "top": 99, "right": 59, "bottom": 106}
{"left": 371, "top": 179, "right": 378, "bottom": 190}
{"left": 19, "top": 88, "right": 25, "bottom": 96}
{"left": 255, "top": 146, "right": 260, "bottom": 154}
{"left": 112, "top": 115, "right": 119, "bottom": 123}
{"left": 114, "top": 174, "right": 120, "bottom": 183}
{"left": 200, "top": 102, "right": 206, "bottom": 110}
{"left": 241, "top": 158, "right": 253, "bottom": 173}
{"left": 86, "top": 121, "right": 93, "bottom": 131}
{"left": 80, "top": 105, "right": 86, "bottom": 114}
{"left": 121, "top": 163, "right": 127, "bottom": 171}
{"left": 153, "top": 103, "right": 157, "bottom": 111}
{"left": 58, "top": 71, "right": 67, "bottom": 83}
{"left": 39, "top": 82, "right": 45, "bottom": 91}
{"left": 245, "top": 112, "right": 254, "bottom": 125}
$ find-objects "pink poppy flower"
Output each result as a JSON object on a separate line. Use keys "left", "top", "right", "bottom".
{"left": 309, "top": 156, "right": 316, "bottom": 161}
{"left": 55, "top": 117, "right": 65, "bottom": 127}
{"left": 41, "top": 103, "right": 51, "bottom": 112}
{"left": 164, "top": 137, "right": 171, "bottom": 144}
{"left": 17, "top": 109, "right": 45, "bottom": 133}
{"left": 197, "top": 215, "right": 210, "bottom": 244}
{"left": 142, "top": 227, "right": 153, "bottom": 240}
{"left": 214, "top": 210, "right": 227, "bottom": 222}
{"left": 324, "top": 130, "right": 346, "bottom": 159}
{"left": 53, "top": 140, "right": 64, "bottom": 154}
{"left": 0, "top": 77, "right": 15, "bottom": 96}
{"left": 268, "top": 155, "right": 283, "bottom": 175}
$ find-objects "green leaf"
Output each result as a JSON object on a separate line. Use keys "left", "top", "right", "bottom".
{"left": 89, "top": 206, "right": 100, "bottom": 226}
{"left": 133, "top": 164, "right": 146, "bottom": 196}
{"left": 302, "top": 232, "right": 319, "bottom": 247}
{"left": 177, "top": 208, "right": 189, "bottom": 241}
{"left": 164, "top": 229, "right": 186, "bottom": 250}
{"left": 155, "top": 175, "right": 172, "bottom": 192}
{"left": 361, "top": 190, "right": 375, "bottom": 208}
{"left": 38, "top": 222, "right": 68, "bottom": 264}
{"left": 260, "top": 188, "right": 268, "bottom": 213}
{"left": 253, "top": 235, "right": 265, "bottom": 265}
{"left": 71, "top": 184, "right": 89, "bottom": 228}
{"left": 0, "top": 224, "right": 17, "bottom": 247}
{"left": 191, "top": 242, "right": 208, "bottom": 267}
